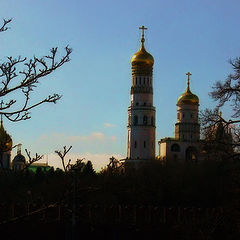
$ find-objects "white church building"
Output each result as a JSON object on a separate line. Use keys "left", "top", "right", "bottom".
{"left": 158, "top": 72, "right": 201, "bottom": 163}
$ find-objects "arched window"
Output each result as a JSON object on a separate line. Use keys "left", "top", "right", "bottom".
{"left": 151, "top": 116, "right": 154, "bottom": 126}
{"left": 143, "top": 115, "right": 148, "bottom": 125}
{"left": 186, "top": 146, "right": 198, "bottom": 163}
{"left": 134, "top": 115, "right": 138, "bottom": 125}
{"left": 171, "top": 144, "right": 181, "bottom": 152}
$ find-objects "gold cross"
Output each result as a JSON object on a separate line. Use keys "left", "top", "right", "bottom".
{"left": 139, "top": 25, "right": 147, "bottom": 43}
{"left": 186, "top": 72, "right": 192, "bottom": 89}
{"left": 139, "top": 25, "right": 147, "bottom": 37}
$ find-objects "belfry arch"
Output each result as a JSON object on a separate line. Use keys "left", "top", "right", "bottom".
{"left": 185, "top": 146, "right": 198, "bottom": 163}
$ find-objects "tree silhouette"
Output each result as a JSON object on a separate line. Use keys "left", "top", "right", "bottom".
{"left": 0, "top": 19, "right": 72, "bottom": 122}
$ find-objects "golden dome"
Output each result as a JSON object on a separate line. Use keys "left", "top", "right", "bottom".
{"left": 131, "top": 45, "right": 154, "bottom": 66}
{"left": 177, "top": 89, "right": 199, "bottom": 105}
{"left": 131, "top": 25, "right": 154, "bottom": 66}
{"left": 177, "top": 72, "right": 199, "bottom": 105}
{"left": 0, "top": 121, "right": 13, "bottom": 152}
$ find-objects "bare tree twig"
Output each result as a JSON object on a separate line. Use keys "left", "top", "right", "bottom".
{"left": 55, "top": 146, "right": 72, "bottom": 172}
{"left": 0, "top": 19, "right": 72, "bottom": 122}
{"left": 0, "top": 19, "right": 12, "bottom": 32}
{"left": 23, "top": 149, "right": 43, "bottom": 170}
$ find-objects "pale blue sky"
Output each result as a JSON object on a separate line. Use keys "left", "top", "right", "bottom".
{"left": 0, "top": 0, "right": 239, "bottom": 170}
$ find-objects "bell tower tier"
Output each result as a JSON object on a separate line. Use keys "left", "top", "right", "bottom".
{"left": 175, "top": 72, "right": 200, "bottom": 141}
{"left": 127, "top": 26, "right": 156, "bottom": 160}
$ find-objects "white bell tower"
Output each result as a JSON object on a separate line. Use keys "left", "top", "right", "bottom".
{"left": 175, "top": 72, "right": 200, "bottom": 142}
{"left": 126, "top": 26, "right": 156, "bottom": 161}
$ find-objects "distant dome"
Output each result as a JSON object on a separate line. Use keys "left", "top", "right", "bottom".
{"left": 0, "top": 123, "right": 12, "bottom": 152}
{"left": 177, "top": 89, "right": 199, "bottom": 105}
{"left": 177, "top": 75, "right": 199, "bottom": 105}
{"left": 13, "top": 154, "right": 26, "bottom": 164}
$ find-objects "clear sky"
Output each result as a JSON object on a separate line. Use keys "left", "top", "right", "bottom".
{"left": 0, "top": 0, "right": 240, "bottom": 170}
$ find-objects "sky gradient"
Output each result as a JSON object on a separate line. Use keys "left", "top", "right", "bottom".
{"left": 0, "top": 0, "right": 240, "bottom": 170}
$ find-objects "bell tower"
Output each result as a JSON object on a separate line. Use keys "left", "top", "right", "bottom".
{"left": 127, "top": 26, "right": 156, "bottom": 161}
{"left": 175, "top": 72, "right": 200, "bottom": 141}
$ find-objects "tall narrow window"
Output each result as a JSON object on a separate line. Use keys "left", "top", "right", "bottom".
{"left": 135, "top": 141, "right": 137, "bottom": 148}
{"left": 144, "top": 141, "right": 146, "bottom": 148}
{"left": 151, "top": 116, "right": 154, "bottom": 126}
{"left": 134, "top": 115, "right": 138, "bottom": 125}
{"left": 143, "top": 115, "right": 148, "bottom": 125}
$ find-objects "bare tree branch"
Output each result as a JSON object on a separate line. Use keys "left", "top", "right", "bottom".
{"left": 23, "top": 149, "right": 43, "bottom": 170}
{"left": 0, "top": 19, "right": 72, "bottom": 122}
{"left": 210, "top": 58, "right": 240, "bottom": 118}
{"left": 55, "top": 146, "right": 72, "bottom": 172}
{"left": 200, "top": 57, "right": 240, "bottom": 160}
{"left": 0, "top": 19, "right": 12, "bottom": 33}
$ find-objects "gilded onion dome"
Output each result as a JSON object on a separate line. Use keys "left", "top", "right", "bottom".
{"left": 0, "top": 120, "right": 12, "bottom": 152}
{"left": 177, "top": 72, "right": 199, "bottom": 105}
{"left": 131, "top": 45, "right": 154, "bottom": 66}
{"left": 131, "top": 26, "right": 154, "bottom": 76}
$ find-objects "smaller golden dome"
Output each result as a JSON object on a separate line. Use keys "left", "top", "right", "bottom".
{"left": 0, "top": 122, "right": 13, "bottom": 152}
{"left": 131, "top": 45, "right": 154, "bottom": 66}
{"left": 177, "top": 89, "right": 199, "bottom": 105}
{"left": 177, "top": 72, "right": 199, "bottom": 105}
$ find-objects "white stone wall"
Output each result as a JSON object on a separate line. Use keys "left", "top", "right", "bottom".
{"left": 127, "top": 74, "right": 156, "bottom": 160}
{"left": 159, "top": 139, "right": 201, "bottom": 162}
{"left": 175, "top": 104, "right": 200, "bottom": 141}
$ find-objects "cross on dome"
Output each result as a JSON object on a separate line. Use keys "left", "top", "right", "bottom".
{"left": 139, "top": 25, "right": 147, "bottom": 44}
{"left": 186, "top": 72, "right": 192, "bottom": 90}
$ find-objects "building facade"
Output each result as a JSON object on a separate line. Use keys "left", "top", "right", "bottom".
{"left": 12, "top": 144, "right": 26, "bottom": 171}
{"left": 126, "top": 26, "right": 156, "bottom": 162}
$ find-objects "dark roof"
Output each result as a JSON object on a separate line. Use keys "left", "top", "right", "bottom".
{"left": 13, "top": 154, "right": 26, "bottom": 163}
